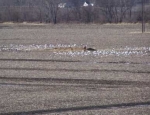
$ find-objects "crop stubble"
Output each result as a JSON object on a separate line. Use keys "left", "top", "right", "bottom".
{"left": 0, "top": 23, "right": 150, "bottom": 115}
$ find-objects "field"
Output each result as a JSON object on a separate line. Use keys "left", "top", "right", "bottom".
{"left": 0, "top": 23, "right": 150, "bottom": 115}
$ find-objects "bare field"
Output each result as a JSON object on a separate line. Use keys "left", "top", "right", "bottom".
{"left": 0, "top": 23, "right": 150, "bottom": 115}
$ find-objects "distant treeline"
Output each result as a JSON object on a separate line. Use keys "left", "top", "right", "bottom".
{"left": 0, "top": 0, "right": 150, "bottom": 24}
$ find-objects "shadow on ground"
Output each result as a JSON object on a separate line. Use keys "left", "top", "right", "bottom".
{"left": 1, "top": 101, "right": 150, "bottom": 115}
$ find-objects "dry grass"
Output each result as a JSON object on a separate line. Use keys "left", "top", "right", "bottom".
{"left": 2, "top": 21, "right": 46, "bottom": 25}
{"left": 130, "top": 31, "right": 150, "bottom": 34}
{"left": 0, "top": 23, "right": 150, "bottom": 115}
{"left": 53, "top": 47, "right": 84, "bottom": 52}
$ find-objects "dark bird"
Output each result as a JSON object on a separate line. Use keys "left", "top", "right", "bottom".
{"left": 84, "top": 46, "right": 97, "bottom": 51}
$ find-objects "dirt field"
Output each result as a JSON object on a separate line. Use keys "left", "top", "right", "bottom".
{"left": 0, "top": 23, "right": 150, "bottom": 115}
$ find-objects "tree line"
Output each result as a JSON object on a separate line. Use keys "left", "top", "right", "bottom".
{"left": 0, "top": 0, "right": 150, "bottom": 24}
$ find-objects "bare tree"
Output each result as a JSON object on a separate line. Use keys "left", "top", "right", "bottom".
{"left": 70, "top": 0, "right": 82, "bottom": 22}
{"left": 0, "top": 0, "right": 149, "bottom": 23}
{"left": 82, "top": 6, "right": 94, "bottom": 23}
{"left": 116, "top": 0, "right": 136, "bottom": 22}
{"left": 43, "top": 0, "right": 60, "bottom": 24}
{"left": 96, "top": 0, "right": 136, "bottom": 23}
{"left": 36, "top": 1, "right": 44, "bottom": 23}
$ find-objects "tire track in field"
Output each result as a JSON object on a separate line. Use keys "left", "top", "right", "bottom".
{"left": 0, "top": 67, "right": 149, "bottom": 74}
{"left": 0, "top": 58, "right": 149, "bottom": 65}
{"left": 0, "top": 76, "right": 150, "bottom": 87}
{"left": 2, "top": 101, "right": 150, "bottom": 115}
